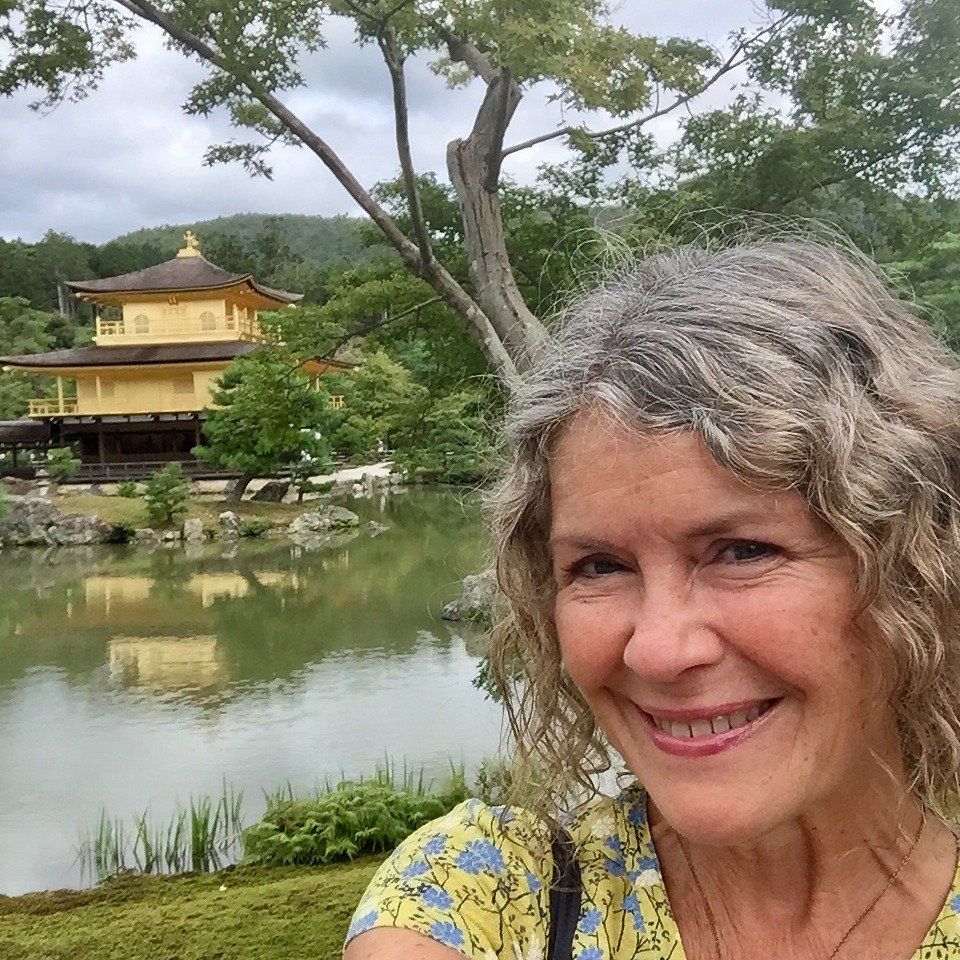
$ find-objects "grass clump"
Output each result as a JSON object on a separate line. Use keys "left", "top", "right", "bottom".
{"left": 243, "top": 766, "right": 469, "bottom": 866}
{"left": 238, "top": 516, "right": 274, "bottom": 538}
{"left": 79, "top": 782, "right": 244, "bottom": 883}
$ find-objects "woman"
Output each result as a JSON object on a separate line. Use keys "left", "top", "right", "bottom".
{"left": 344, "top": 239, "right": 960, "bottom": 959}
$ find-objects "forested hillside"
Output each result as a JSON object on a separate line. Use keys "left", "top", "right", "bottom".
{"left": 0, "top": 214, "right": 387, "bottom": 316}
{"left": 112, "top": 213, "right": 387, "bottom": 269}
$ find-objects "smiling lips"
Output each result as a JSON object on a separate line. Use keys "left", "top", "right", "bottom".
{"left": 640, "top": 698, "right": 780, "bottom": 757}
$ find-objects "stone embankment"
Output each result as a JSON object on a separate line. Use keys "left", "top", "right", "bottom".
{"left": 0, "top": 464, "right": 402, "bottom": 550}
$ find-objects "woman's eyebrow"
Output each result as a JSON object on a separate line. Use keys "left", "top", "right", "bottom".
{"left": 549, "top": 509, "right": 777, "bottom": 551}
{"left": 548, "top": 533, "right": 618, "bottom": 552}
{"left": 683, "top": 509, "right": 776, "bottom": 539}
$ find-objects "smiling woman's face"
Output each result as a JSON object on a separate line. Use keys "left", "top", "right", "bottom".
{"left": 549, "top": 411, "right": 904, "bottom": 845}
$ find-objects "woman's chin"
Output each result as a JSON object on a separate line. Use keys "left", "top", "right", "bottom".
{"left": 647, "top": 788, "right": 787, "bottom": 848}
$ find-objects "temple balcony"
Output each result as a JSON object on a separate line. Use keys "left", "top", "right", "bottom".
{"left": 94, "top": 311, "right": 265, "bottom": 346}
{"left": 28, "top": 396, "right": 208, "bottom": 418}
{"left": 29, "top": 399, "right": 79, "bottom": 418}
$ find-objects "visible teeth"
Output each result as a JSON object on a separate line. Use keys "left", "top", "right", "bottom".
{"left": 652, "top": 703, "right": 773, "bottom": 738}
{"left": 727, "top": 709, "right": 750, "bottom": 730}
{"left": 711, "top": 715, "right": 730, "bottom": 734}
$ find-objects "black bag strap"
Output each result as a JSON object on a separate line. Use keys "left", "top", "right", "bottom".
{"left": 546, "top": 829, "right": 582, "bottom": 960}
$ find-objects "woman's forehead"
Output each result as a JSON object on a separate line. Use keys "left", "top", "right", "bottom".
{"left": 547, "top": 414, "right": 809, "bottom": 541}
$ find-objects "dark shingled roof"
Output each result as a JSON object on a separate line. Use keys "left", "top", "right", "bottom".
{"left": 0, "top": 420, "right": 50, "bottom": 443}
{"left": 0, "top": 341, "right": 261, "bottom": 369}
{"left": 64, "top": 255, "right": 301, "bottom": 304}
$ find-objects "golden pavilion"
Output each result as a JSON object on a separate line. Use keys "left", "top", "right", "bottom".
{"left": 0, "top": 233, "right": 347, "bottom": 477}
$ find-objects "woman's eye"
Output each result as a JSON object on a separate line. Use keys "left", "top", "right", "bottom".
{"left": 566, "top": 555, "right": 626, "bottom": 579}
{"left": 717, "top": 540, "right": 777, "bottom": 564}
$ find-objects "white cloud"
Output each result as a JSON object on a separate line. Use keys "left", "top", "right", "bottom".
{"left": 0, "top": 3, "right": 761, "bottom": 244}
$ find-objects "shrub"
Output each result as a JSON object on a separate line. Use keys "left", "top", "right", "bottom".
{"left": 242, "top": 769, "right": 469, "bottom": 866}
{"left": 0, "top": 483, "right": 9, "bottom": 521}
{"left": 45, "top": 446, "right": 81, "bottom": 483}
{"left": 238, "top": 517, "right": 273, "bottom": 538}
{"left": 116, "top": 479, "right": 139, "bottom": 498}
{"left": 105, "top": 522, "right": 136, "bottom": 544}
{"left": 142, "top": 463, "right": 189, "bottom": 527}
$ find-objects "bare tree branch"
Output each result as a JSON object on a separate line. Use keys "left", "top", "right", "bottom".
{"left": 436, "top": 24, "right": 498, "bottom": 84}
{"left": 316, "top": 296, "right": 443, "bottom": 361}
{"left": 378, "top": 26, "right": 434, "bottom": 269}
{"left": 502, "top": 13, "right": 796, "bottom": 158}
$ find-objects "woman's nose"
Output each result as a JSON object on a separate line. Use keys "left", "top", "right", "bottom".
{"left": 621, "top": 583, "right": 724, "bottom": 683}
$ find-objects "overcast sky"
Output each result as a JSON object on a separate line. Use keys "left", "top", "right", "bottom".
{"left": 0, "top": 2, "right": 834, "bottom": 244}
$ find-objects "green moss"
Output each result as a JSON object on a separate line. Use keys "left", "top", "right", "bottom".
{"left": 0, "top": 858, "right": 384, "bottom": 959}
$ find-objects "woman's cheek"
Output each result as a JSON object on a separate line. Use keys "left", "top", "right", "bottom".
{"left": 556, "top": 593, "right": 631, "bottom": 690}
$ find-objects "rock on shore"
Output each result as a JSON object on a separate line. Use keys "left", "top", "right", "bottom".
{"left": 441, "top": 570, "right": 497, "bottom": 623}
{"left": 0, "top": 496, "right": 112, "bottom": 547}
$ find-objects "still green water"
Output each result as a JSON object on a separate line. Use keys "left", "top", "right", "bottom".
{"left": 0, "top": 489, "right": 503, "bottom": 895}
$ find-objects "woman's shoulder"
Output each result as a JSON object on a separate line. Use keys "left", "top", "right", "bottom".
{"left": 345, "top": 785, "right": 663, "bottom": 958}
{"left": 345, "top": 798, "right": 554, "bottom": 958}
{"left": 918, "top": 859, "right": 960, "bottom": 957}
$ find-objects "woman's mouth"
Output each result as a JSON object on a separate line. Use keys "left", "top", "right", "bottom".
{"left": 639, "top": 698, "right": 781, "bottom": 757}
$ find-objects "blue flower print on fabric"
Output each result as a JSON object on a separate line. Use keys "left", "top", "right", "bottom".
{"left": 603, "top": 857, "right": 627, "bottom": 877}
{"left": 402, "top": 859, "right": 430, "bottom": 880}
{"left": 430, "top": 920, "right": 465, "bottom": 949}
{"left": 525, "top": 868, "right": 543, "bottom": 893}
{"left": 347, "top": 909, "right": 378, "bottom": 939}
{"left": 455, "top": 839, "right": 506, "bottom": 875}
{"left": 580, "top": 908, "right": 603, "bottom": 934}
{"left": 421, "top": 886, "right": 454, "bottom": 910}
{"left": 604, "top": 836, "right": 624, "bottom": 855}
{"left": 423, "top": 834, "right": 447, "bottom": 856}
{"left": 952, "top": 894, "right": 960, "bottom": 914}
{"left": 489, "top": 805, "right": 517, "bottom": 825}
{"left": 623, "top": 894, "right": 645, "bottom": 932}
{"left": 627, "top": 801, "right": 647, "bottom": 828}
{"left": 578, "top": 948, "right": 604, "bottom": 960}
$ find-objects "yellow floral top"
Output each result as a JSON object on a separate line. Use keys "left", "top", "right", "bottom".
{"left": 346, "top": 785, "right": 960, "bottom": 959}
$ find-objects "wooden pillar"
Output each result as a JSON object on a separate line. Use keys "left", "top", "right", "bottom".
{"left": 57, "top": 378, "right": 64, "bottom": 413}
{"left": 97, "top": 424, "right": 106, "bottom": 466}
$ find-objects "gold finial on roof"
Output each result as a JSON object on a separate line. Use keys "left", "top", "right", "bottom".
{"left": 176, "top": 230, "right": 202, "bottom": 258}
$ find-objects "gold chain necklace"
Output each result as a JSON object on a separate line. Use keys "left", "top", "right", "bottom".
{"left": 675, "top": 813, "right": 926, "bottom": 960}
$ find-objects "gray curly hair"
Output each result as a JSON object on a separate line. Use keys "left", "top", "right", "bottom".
{"left": 487, "top": 237, "right": 960, "bottom": 819}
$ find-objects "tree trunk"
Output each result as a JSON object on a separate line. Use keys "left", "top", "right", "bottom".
{"left": 227, "top": 472, "right": 255, "bottom": 504}
{"left": 446, "top": 69, "right": 549, "bottom": 372}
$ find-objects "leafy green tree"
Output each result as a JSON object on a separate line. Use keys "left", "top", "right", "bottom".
{"left": 142, "top": 462, "right": 190, "bottom": 526}
{"left": 45, "top": 447, "right": 81, "bottom": 483}
{"left": 0, "top": 297, "right": 58, "bottom": 419}
{"left": 195, "top": 350, "right": 330, "bottom": 502}
{"left": 11, "top": 1, "right": 956, "bottom": 384}
{"left": 392, "top": 390, "right": 495, "bottom": 485}
{"left": 885, "top": 230, "right": 960, "bottom": 350}
{"left": 324, "top": 349, "right": 428, "bottom": 459}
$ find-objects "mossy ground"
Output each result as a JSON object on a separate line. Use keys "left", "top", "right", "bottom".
{"left": 0, "top": 858, "right": 384, "bottom": 960}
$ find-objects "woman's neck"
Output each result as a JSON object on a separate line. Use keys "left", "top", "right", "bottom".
{"left": 649, "top": 783, "right": 958, "bottom": 960}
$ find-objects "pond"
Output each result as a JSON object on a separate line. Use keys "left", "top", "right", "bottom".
{"left": 0, "top": 489, "right": 504, "bottom": 895}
